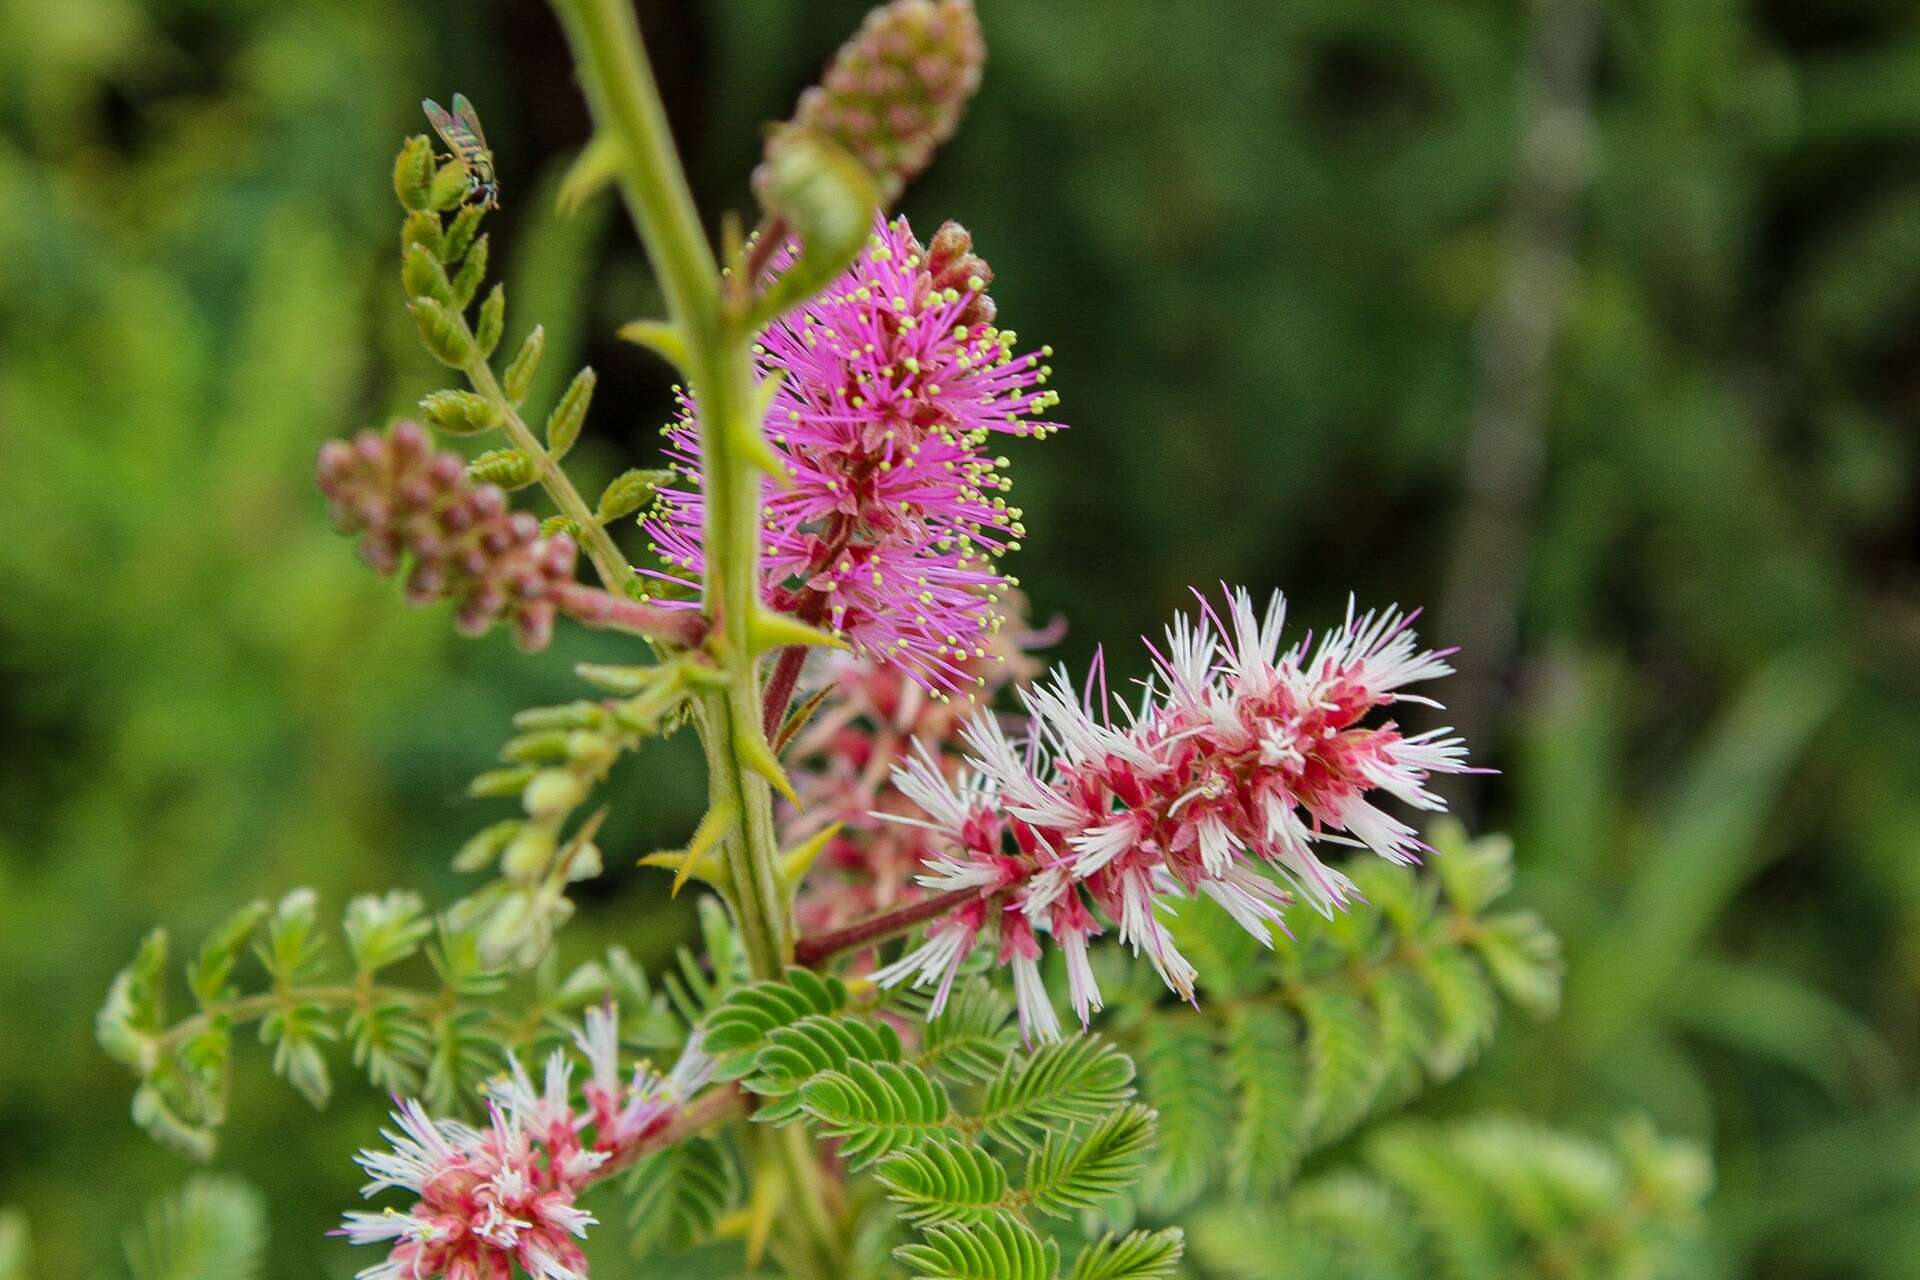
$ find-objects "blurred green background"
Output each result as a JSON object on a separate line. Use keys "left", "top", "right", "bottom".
{"left": 3, "top": 0, "right": 1919, "bottom": 1275}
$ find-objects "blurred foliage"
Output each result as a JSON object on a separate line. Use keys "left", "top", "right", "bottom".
{"left": 3, "top": 0, "right": 1919, "bottom": 1277}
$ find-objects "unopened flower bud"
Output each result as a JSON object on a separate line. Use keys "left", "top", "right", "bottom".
{"left": 393, "top": 135, "right": 436, "bottom": 211}
{"left": 596, "top": 469, "right": 671, "bottom": 523}
{"left": 523, "top": 768, "right": 587, "bottom": 820}
{"left": 514, "top": 600, "right": 556, "bottom": 652}
{"left": 761, "top": 0, "right": 984, "bottom": 205}
{"left": 923, "top": 219, "right": 996, "bottom": 328}
{"left": 428, "top": 158, "right": 471, "bottom": 212}
{"left": 468, "top": 448, "right": 538, "bottom": 491}
{"left": 421, "top": 389, "right": 502, "bottom": 436}
{"left": 478, "top": 890, "right": 534, "bottom": 957}
{"left": 316, "top": 424, "right": 614, "bottom": 652}
{"left": 751, "top": 129, "right": 877, "bottom": 318}
{"left": 566, "top": 730, "right": 618, "bottom": 772}
{"left": 454, "top": 818, "right": 524, "bottom": 872}
{"left": 502, "top": 825, "right": 558, "bottom": 881}
{"left": 316, "top": 439, "right": 354, "bottom": 484}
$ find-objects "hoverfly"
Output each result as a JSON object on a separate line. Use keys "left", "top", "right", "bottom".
{"left": 422, "top": 93, "right": 500, "bottom": 209}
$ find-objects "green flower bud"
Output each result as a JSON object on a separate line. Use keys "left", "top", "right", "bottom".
{"left": 750, "top": 130, "right": 877, "bottom": 321}
{"left": 401, "top": 209, "right": 443, "bottom": 260}
{"left": 565, "top": 729, "right": 618, "bottom": 772}
{"left": 469, "top": 764, "right": 538, "bottom": 798}
{"left": 477, "top": 889, "right": 535, "bottom": 958}
{"left": 429, "top": 157, "right": 470, "bottom": 211}
{"left": 565, "top": 841, "right": 604, "bottom": 882}
{"left": 501, "top": 729, "right": 573, "bottom": 764}
{"left": 513, "top": 700, "right": 609, "bottom": 732}
{"left": 501, "top": 826, "right": 558, "bottom": 881}
{"left": 522, "top": 768, "right": 587, "bottom": 819}
{"left": 596, "top": 468, "right": 672, "bottom": 522}
{"left": 394, "top": 135, "right": 436, "bottom": 211}
{"left": 403, "top": 243, "right": 455, "bottom": 308}
{"left": 503, "top": 325, "right": 546, "bottom": 404}
{"left": 574, "top": 662, "right": 659, "bottom": 695}
{"left": 420, "top": 389, "right": 501, "bottom": 435}
{"left": 467, "top": 448, "right": 537, "bottom": 491}
{"left": 450, "top": 233, "right": 490, "bottom": 309}
{"left": 474, "top": 283, "right": 506, "bottom": 359}
{"left": 441, "top": 204, "right": 485, "bottom": 264}
{"left": 409, "top": 297, "right": 473, "bottom": 367}
{"left": 454, "top": 818, "right": 524, "bottom": 872}
{"left": 545, "top": 367, "right": 596, "bottom": 459}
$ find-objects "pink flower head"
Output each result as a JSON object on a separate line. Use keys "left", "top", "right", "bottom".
{"left": 642, "top": 212, "right": 1060, "bottom": 695}
{"left": 338, "top": 1006, "right": 712, "bottom": 1280}
{"left": 874, "top": 587, "right": 1474, "bottom": 1036}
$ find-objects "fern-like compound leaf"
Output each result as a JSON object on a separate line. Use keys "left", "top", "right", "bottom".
{"left": 1138, "top": 1015, "right": 1227, "bottom": 1210}
{"left": 1416, "top": 947, "right": 1497, "bottom": 1079}
{"left": 1023, "top": 1102, "right": 1157, "bottom": 1218}
{"left": 702, "top": 968, "right": 849, "bottom": 1074}
{"left": 895, "top": 1214, "right": 1060, "bottom": 1280}
{"left": 623, "top": 1135, "right": 737, "bottom": 1252}
{"left": 977, "top": 1035, "right": 1136, "bottom": 1149}
{"left": 918, "top": 977, "right": 1019, "bottom": 1083}
{"left": 123, "top": 1176, "right": 266, "bottom": 1280}
{"left": 1300, "top": 987, "right": 1383, "bottom": 1145}
{"left": 798, "top": 1059, "right": 952, "bottom": 1166}
{"left": 876, "top": 1135, "right": 1012, "bottom": 1227}
{"left": 1067, "top": 1229, "right": 1186, "bottom": 1280}
{"left": 1224, "top": 1005, "right": 1304, "bottom": 1196}
{"left": 750, "top": 1013, "right": 905, "bottom": 1120}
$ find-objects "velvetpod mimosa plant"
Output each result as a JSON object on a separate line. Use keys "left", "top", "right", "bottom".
{"left": 96, "top": 2, "right": 1710, "bottom": 1278}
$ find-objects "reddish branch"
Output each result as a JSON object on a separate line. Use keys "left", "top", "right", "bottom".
{"left": 551, "top": 580, "right": 709, "bottom": 647}
{"left": 792, "top": 887, "right": 975, "bottom": 967}
{"left": 761, "top": 510, "right": 858, "bottom": 738}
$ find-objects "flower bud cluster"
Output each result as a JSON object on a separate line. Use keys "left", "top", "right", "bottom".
{"left": 759, "top": 0, "right": 985, "bottom": 205}
{"left": 318, "top": 421, "right": 576, "bottom": 651}
{"left": 339, "top": 1007, "right": 713, "bottom": 1280}
{"left": 878, "top": 588, "right": 1474, "bottom": 1042}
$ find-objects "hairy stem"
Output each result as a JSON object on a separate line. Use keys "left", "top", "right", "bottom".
{"left": 793, "top": 888, "right": 976, "bottom": 967}
{"left": 553, "top": 0, "right": 789, "bottom": 980}
{"left": 551, "top": 0, "right": 841, "bottom": 1264}
{"left": 760, "top": 643, "right": 809, "bottom": 739}
{"left": 550, "top": 579, "right": 708, "bottom": 645}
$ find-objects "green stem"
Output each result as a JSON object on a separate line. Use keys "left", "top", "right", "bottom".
{"left": 773, "top": 1122, "right": 843, "bottom": 1275}
{"left": 467, "top": 357, "right": 633, "bottom": 593}
{"left": 553, "top": 0, "right": 789, "bottom": 979}
{"left": 551, "top": 0, "right": 840, "bottom": 1264}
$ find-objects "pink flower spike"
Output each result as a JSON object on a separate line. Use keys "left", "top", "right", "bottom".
{"left": 641, "top": 212, "right": 1061, "bottom": 696}
{"left": 339, "top": 1006, "right": 715, "bottom": 1280}
{"left": 880, "top": 585, "right": 1474, "bottom": 1010}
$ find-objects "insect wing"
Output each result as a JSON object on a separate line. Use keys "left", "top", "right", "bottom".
{"left": 422, "top": 98, "right": 463, "bottom": 152}
{"left": 450, "top": 93, "right": 492, "bottom": 157}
